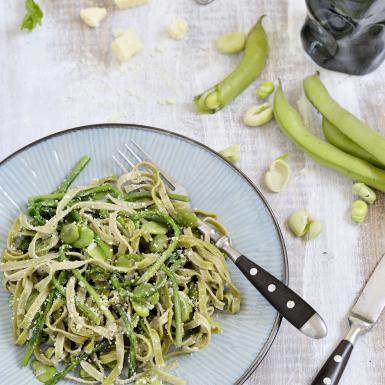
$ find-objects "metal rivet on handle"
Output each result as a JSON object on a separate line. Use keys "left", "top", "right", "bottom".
{"left": 334, "top": 355, "right": 342, "bottom": 363}
{"left": 286, "top": 300, "right": 295, "bottom": 309}
{"left": 250, "top": 268, "right": 258, "bottom": 276}
{"left": 268, "top": 284, "right": 276, "bottom": 292}
{"left": 323, "top": 378, "right": 331, "bottom": 385}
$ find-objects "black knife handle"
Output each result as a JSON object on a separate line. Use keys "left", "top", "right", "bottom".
{"left": 235, "top": 254, "right": 327, "bottom": 338}
{"left": 311, "top": 339, "right": 354, "bottom": 385}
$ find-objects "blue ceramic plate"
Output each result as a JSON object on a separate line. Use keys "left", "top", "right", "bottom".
{"left": 0, "top": 124, "right": 287, "bottom": 385}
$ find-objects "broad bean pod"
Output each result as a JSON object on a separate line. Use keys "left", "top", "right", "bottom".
{"left": 273, "top": 82, "right": 385, "bottom": 192}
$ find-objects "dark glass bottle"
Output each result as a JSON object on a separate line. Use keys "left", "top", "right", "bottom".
{"left": 301, "top": 0, "right": 385, "bottom": 75}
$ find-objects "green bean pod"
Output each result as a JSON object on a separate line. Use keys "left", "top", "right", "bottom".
{"left": 304, "top": 73, "right": 385, "bottom": 167}
{"left": 322, "top": 118, "right": 384, "bottom": 168}
{"left": 273, "top": 82, "right": 385, "bottom": 192}
{"left": 194, "top": 16, "right": 268, "bottom": 113}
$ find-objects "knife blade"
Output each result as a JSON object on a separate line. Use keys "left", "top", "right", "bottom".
{"left": 350, "top": 253, "right": 385, "bottom": 324}
{"left": 311, "top": 253, "right": 385, "bottom": 385}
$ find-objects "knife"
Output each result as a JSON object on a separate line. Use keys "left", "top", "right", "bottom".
{"left": 311, "top": 253, "right": 385, "bottom": 385}
{"left": 198, "top": 219, "right": 328, "bottom": 339}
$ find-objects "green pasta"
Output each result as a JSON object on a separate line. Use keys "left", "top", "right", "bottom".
{"left": 1, "top": 159, "right": 240, "bottom": 385}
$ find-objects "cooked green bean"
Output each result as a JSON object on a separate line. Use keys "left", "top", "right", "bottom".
{"left": 322, "top": 118, "right": 383, "bottom": 168}
{"left": 194, "top": 16, "right": 268, "bottom": 113}
{"left": 55, "top": 155, "right": 90, "bottom": 194}
{"left": 274, "top": 82, "right": 385, "bottom": 192}
{"left": 304, "top": 73, "right": 385, "bottom": 167}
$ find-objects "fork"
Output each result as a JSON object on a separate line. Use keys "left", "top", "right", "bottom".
{"left": 113, "top": 141, "right": 328, "bottom": 339}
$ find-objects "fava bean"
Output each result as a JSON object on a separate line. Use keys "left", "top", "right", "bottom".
{"left": 351, "top": 200, "right": 368, "bottom": 223}
{"left": 264, "top": 158, "right": 290, "bottom": 192}
{"left": 216, "top": 31, "right": 246, "bottom": 54}
{"left": 194, "top": 16, "right": 268, "bottom": 113}
{"left": 304, "top": 73, "right": 385, "bottom": 167}
{"left": 352, "top": 183, "right": 376, "bottom": 204}
{"left": 219, "top": 144, "right": 240, "bottom": 163}
{"left": 255, "top": 81, "right": 275, "bottom": 99}
{"left": 322, "top": 118, "right": 383, "bottom": 168}
{"left": 287, "top": 209, "right": 311, "bottom": 237}
{"left": 273, "top": 82, "right": 385, "bottom": 192}
{"left": 287, "top": 209, "right": 322, "bottom": 240}
{"left": 243, "top": 103, "right": 273, "bottom": 127}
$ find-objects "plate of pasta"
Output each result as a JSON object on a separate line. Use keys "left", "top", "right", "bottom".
{"left": 0, "top": 124, "right": 287, "bottom": 385}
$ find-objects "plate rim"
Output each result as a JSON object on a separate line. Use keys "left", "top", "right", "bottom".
{"left": 0, "top": 123, "right": 289, "bottom": 385}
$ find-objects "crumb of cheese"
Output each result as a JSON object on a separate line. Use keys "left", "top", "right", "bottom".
{"left": 115, "top": 0, "right": 149, "bottom": 9}
{"left": 80, "top": 7, "right": 107, "bottom": 28}
{"left": 111, "top": 29, "right": 143, "bottom": 63}
{"left": 167, "top": 17, "right": 189, "bottom": 40}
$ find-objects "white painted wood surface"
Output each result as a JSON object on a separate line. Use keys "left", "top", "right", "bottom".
{"left": 1, "top": 0, "right": 385, "bottom": 384}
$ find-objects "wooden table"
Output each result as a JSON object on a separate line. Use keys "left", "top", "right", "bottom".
{"left": 1, "top": 1, "right": 384, "bottom": 384}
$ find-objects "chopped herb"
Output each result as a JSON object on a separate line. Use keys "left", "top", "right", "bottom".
{"left": 21, "top": 0, "right": 43, "bottom": 32}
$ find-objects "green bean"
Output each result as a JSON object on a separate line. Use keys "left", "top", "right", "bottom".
{"left": 55, "top": 155, "right": 90, "bottom": 194}
{"left": 194, "top": 16, "right": 268, "bottom": 113}
{"left": 52, "top": 276, "right": 102, "bottom": 325}
{"left": 45, "top": 340, "right": 110, "bottom": 385}
{"left": 115, "top": 305, "right": 137, "bottom": 377}
{"left": 72, "top": 270, "right": 115, "bottom": 323}
{"left": 273, "top": 82, "right": 385, "bottom": 192}
{"left": 134, "top": 211, "right": 180, "bottom": 284}
{"left": 322, "top": 118, "right": 383, "bottom": 168}
{"left": 21, "top": 271, "right": 67, "bottom": 367}
{"left": 304, "top": 73, "right": 385, "bottom": 168}
{"left": 124, "top": 191, "right": 190, "bottom": 202}
{"left": 162, "top": 266, "right": 183, "bottom": 346}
